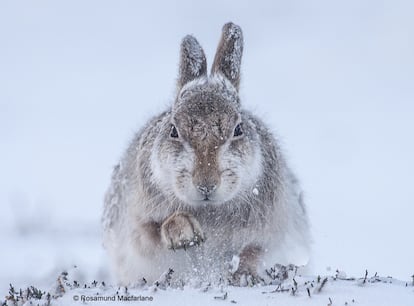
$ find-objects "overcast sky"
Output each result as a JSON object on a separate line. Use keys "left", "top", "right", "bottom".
{"left": 0, "top": 0, "right": 413, "bottom": 286}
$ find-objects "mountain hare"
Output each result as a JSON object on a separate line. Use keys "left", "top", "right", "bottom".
{"left": 102, "top": 22, "right": 310, "bottom": 286}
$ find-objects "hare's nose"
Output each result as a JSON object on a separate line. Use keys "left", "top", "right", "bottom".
{"left": 197, "top": 184, "right": 217, "bottom": 196}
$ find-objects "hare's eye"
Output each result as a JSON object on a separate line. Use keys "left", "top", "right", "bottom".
{"left": 170, "top": 125, "right": 179, "bottom": 138}
{"left": 233, "top": 123, "right": 243, "bottom": 137}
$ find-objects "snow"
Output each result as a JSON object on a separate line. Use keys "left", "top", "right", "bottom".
{"left": 252, "top": 188, "right": 259, "bottom": 195}
{"left": 44, "top": 281, "right": 414, "bottom": 306}
{"left": 1, "top": 0, "right": 414, "bottom": 304}
{"left": 230, "top": 256, "right": 240, "bottom": 274}
{"left": 4, "top": 268, "right": 414, "bottom": 306}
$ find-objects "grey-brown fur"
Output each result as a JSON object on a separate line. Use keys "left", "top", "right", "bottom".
{"left": 211, "top": 22, "right": 243, "bottom": 90}
{"left": 102, "top": 22, "right": 310, "bottom": 286}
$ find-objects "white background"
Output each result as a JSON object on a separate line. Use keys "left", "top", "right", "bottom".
{"left": 1, "top": 0, "right": 413, "bottom": 293}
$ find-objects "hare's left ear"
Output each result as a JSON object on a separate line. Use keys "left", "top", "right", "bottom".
{"left": 211, "top": 22, "right": 243, "bottom": 91}
{"left": 177, "top": 35, "right": 207, "bottom": 90}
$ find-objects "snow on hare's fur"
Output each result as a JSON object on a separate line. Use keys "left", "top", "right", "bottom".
{"left": 102, "top": 22, "right": 310, "bottom": 286}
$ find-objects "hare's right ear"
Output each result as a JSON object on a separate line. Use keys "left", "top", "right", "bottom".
{"left": 177, "top": 35, "right": 207, "bottom": 90}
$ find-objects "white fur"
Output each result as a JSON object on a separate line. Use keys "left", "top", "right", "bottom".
{"left": 102, "top": 23, "right": 311, "bottom": 286}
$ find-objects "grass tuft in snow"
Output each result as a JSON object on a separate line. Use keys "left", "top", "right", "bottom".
{"left": 3, "top": 283, "right": 51, "bottom": 306}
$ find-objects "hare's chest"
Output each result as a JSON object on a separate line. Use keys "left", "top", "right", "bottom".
{"left": 197, "top": 214, "right": 259, "bottom": 253}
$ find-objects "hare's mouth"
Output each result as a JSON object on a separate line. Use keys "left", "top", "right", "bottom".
{"left": 194, "top": 195, "right": 216, "bottom": 204}
{"left": 185, "top": 185, "right": 225, "bottom": 205}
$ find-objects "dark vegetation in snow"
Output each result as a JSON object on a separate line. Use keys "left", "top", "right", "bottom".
{"left": 2, "top": 266, "right": 413, "bottom": 306}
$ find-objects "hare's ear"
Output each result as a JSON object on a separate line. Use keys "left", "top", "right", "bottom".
{"left": 177, "top": 35, "right": 207, "bottom": 90}
{"left": 211, "top": 22, "right": 243, "bottom": 91}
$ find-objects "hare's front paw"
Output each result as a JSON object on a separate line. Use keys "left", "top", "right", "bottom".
{"left": 161, "top": 212, "right": 205, "bottom": 250}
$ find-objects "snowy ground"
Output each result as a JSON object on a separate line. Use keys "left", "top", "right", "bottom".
{"left": 4, "top": 267, "right": 414, "bottom": 306}
{"left": 1, "top": 0, "right": 414, "bottom": 305}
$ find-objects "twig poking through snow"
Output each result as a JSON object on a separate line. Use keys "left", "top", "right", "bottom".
{"left": 335, "top": 270, "right": 355, "bottom": 281}
{"left": 316, "top": 277, "right": 328, "bottom": 293}
{"left": 291, "top": 278, "right": 298, "bottom": 296}
{"left": 214, "top": 292, "right": 228, "bottom": 300}
{"left": 363, "top": 270, "right": 368, "bottom": 284}
{"left": 153, "top": 268, "right": 174, "bottom": 290}
{"left": 201, "top": 282, "right": 211, "bottom": 292}
{"left": 54, "top": 272, "right": 67, "bottom": 297}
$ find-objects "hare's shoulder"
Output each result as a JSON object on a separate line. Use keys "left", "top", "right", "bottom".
{"left": 240, "top": 110, "right": 280, "bottom": 155}
{"left": 102, "top": 110, "right": 170, "bottom": 231}
{"left": 127, "top": 110, "right": 171, "bottom": 154}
